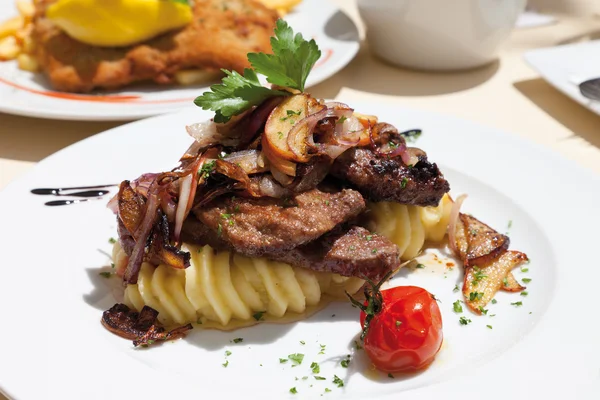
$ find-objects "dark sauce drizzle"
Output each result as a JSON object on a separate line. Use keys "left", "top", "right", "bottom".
{"left": 31, "top": 184, "right": 117, "bottom": 207}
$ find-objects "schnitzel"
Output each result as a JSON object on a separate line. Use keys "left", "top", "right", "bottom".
{"left": 32, "top": 0, "right": 278, "bottom": 93}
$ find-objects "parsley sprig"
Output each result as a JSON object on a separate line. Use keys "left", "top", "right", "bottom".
{"left": 194, "top": 20, "right": 321, "bottom": 122}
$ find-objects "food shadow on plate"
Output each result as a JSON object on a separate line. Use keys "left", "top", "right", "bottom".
{"left": 324, "top": 10, "right": 360, "bottom": 42}
{"left": 557, "top": 29, "right": 600, "bottom": 45}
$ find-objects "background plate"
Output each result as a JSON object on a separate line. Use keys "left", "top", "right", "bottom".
{"left": 0, "top": 0, "right": 359, "bottom": 121}
{"left": 0, "top": 102, "right": 599, "bottom": 399}
{"left": 525, "top": 40, "right": 600, "bottom": 115}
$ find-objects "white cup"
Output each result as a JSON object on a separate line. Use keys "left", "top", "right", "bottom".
{"left": 357, "top": 0, "right": 527, "bottom": 71}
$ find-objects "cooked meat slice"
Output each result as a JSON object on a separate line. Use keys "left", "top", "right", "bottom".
{"left": 180, "top": 214, "right": 229, "bottom": 250}
{"left": 101, "top": 303, "right": 193, "bottom": 346}
{"left": 33, "top": 0, "right": 277, "bottom": 92}
{"left": 330, "top": 148, "right": 450, "bottom": 207}
{"left": 272, "top": 226, "right": 400, "bottom": 282}
{"left": 192, "top": 188, "right": 366, "bottom": 256}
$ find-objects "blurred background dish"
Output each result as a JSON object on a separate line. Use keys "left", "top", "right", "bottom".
{"left": 357, "top": 0, "right": 526, "bottom": 71}
{"left": 0, "top": 0, "right": 359, "bottom": 120}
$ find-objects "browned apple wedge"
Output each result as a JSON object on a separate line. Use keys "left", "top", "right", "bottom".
{"left": 261, "top": 135, "right": 296, "bottom": 176}
{"left": 501, "top": 272, "right": 526, "bottom": 292}
{"left": 263, "top": 94, "right": 309, "bottom": 162}
{"left": 463, "top": 251, "right": 529, "bottom": 314}
{"left": 460, "top": 214, "right": 510, "bottom": 267}
{"left": 118, "top": 181, "right": 145, "bottom": 237}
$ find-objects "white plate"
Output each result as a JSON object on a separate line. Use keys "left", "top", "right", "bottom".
{"left": 0, "top": 0, "right": 358, "bottom": 121}
{"left": 1, "top": 102, "right": 599, "bottom": 400}
{"left": 525, "top": 40, "right": 600, "bottom": 115}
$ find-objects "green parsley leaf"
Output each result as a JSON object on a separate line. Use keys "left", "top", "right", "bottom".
{"left": 400, "top": 129, "right": 422, "bottom": 143}
{"left": 453, "top": 300, "right": 463, "bottom": 313}
{"left": 248, "top": 20, "right": 321, "bottom": 92}
{"left": 521, "top": 291, "right": 529, "bottom": 297}
{"left": 472, "top": 267, "right": 487, "bottom": 285}
{"left": 232, "top": 338, "right": 243, "bottom": 343}
{"left": 302, "top": 376, "right": 308, "bottom": 380}
{"left": 354, "top": 340, "right": 363, "bottom": 350}
{"left": 325, "top": 388, "right": 331, "bottom": 393}
{"left": 522, "top": 278, "right": 531, "bottom": 283}
{"left": 253, "top": 311, "right": 265, "bottom": 321}
{"left": 415, "top": 263, "right": 425, "bottom": 269}
{"left": 222, "top": 360, "right": 229, "bottom": 367}
{"left": 108, "top": 237, "right": 117, "bottom": 244}
{"left": 459, "top": 316, "right": 471, "bottom": 325}
{"left": 491, "top": 299, "right": 497, "bottom": 304}
{"left": 511, "top": 301, "right": 523, "bottom": 307}
{"left": 395, "top": 320, "right": 402, "bottom": 327}
{"left": 478, "top": 306, "right": 488, "bottom": 315}
{"left": 521, "top": 267, "right": 529, "bottom": 273}
{"left": 469, "top": 292, "right": 483, "bottom": 301}
{"left": 194, "top": 68, "right": 288, "bottom": 123}
{"left": 225, "top": 350, "right": 232, "bottom": 356}
{"left": 341, "top": 355, "right": 350, "bottom": 368}
{"left": 371, "top": 248, "right": 378, "bottom": 254}
{"left": 401, "top": 177, "right": 408, "bottom": 189}
{"left": 337, "top": 115, "right": 347, "bottom": 125}
{"left": 289, "top": 387, "right": 297, "bottom": 394}
{"left": 300, "top": 340, "right": 305, "bottom": 345}
{"left": 332, "top": 375, "right": 344, "bottom": 388}
{"left": 507, "top": 220, "right": 513, "bottom": 229}
{"left": 99, "top": 272, "right": 112, "bottom": 278}
{"left": 487, "top": 325, "right": 493, "bottom": 329}
{"left": 279, "top": 358, "right": 288, "bottom": 363}
{"left": 288, "top": 353, "right": 304, "bottom": 365}
{"left": 314, "top": 376, "right": 326, "bottom": 380}
{"left": 453, "top": 284, "right": 460, "bottom": 293}
{"left": 310, "top": 362, "right": 320, "bottom": 374}
{"left": 110, "top": 262, "right": 115, "bottom": 269}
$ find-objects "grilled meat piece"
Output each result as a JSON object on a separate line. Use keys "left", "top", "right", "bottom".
{"left": 33, "top": 0, "right": 278, "bottom": 92}
{"left": 271, "top": 226, "right": 400, "bottom": 282}
{"left": 192, "top": 187, "right": 366, "bottom": 256}
{"left": 101, "top": 304, "right": 193, "bottom": 346}
{"left": 330, "top": 148, "right": 450, "bottom": 207}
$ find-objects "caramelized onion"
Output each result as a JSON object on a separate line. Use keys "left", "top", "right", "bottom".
{"left": 448, "top": 194, "right": 468, "bottom": 256}
{"left": 224, "top": 150, "right": 269, "bottom": 174}
{"left": 173, "top": 174, "right": 193, "bottom": 244}
{"left": 287, "top": 108, "right": 328, "bottom": 161}
{"left": 258, "top": 175, "right": 291, "bottom": 198}
{"left": 370, "top": 122, "right": 408, "bottom": 159}
{"left": 124, "top": 192, "right": 159, "bottom": 284}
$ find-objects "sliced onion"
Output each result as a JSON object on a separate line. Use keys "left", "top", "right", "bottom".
{"left": 448, "top": 194, "right": 468, "bottom": 256}
{"left": 287, "top": 107, "right": 328, "bottom": 161}
{"left": 131, "top": 173, "right": 158, "bottom": 198}
{"left": 106, "top": 193, "right": 118, "bottom": 214}
{"left": 186, "top": 121, "right": 239, "bottom": 148}
{"left": 160, "top": 192, "right": 177, "bottom": 222}
{"left": 271, "top": 165, "right": 294, "bottom": 186}
{"left": 173, "top": 174, "right": 193, "bottom": 244}
{"left": 258, "top": 175, "right": 291, "bottom": 198}
{"left": 224, "top": 150, "right": 269, "bottom": 174}
{"left": 334, "top": 116, "right": 363, "bottom": 146}
{"left": 403, "top": 147, "right": 425, "bottom": 167}
{"left": 125, "top": 192, "right": 159, "bottom": 284}
{"left": 370, "top": 122, "right": 408, "bottom": 160}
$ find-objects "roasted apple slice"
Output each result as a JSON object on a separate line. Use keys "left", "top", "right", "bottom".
{"left": 501, "top": 272, "right": 526, "bottom": 292}
{"left": 264, "top": 94, "right": 309, "bottom": 162}
{"left": 463, "top": 251, "right": 529, "bottom": 313}
{"left": 460, "top": 214, "right": 509, "bottom": 267}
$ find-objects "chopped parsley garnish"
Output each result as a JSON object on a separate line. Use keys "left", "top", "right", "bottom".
{"left": 252, "top": 311, "right": 265, "bottom": 321}
{"left": 337, "top": 115, "right": 347, "bottom": 124}
{"left": 472, "top": 267, "right": 487, "bottom": 285}
{"left": 400, "top": 177, "right": 408, "bottom": 189}
{"left": 521, "top": 267, "right": 529, "bottom": 273}
{"left": 354, "top": 340, "right": 363, "bottom": 350}
{"left": 232, "top": 338, "right": 243, "bottom": 343}
{"left": 453, "top": 284, "right": 460, "bottom": 293}
{"left": 520, "top": 291, "right": 529, "bottom": 297}
{"left": 302, "top": 376, "right": 308, "bottom": 380}
{"left": 287, "top": 109, "right": 302, "bottom": 116}
{"left": 341, "top": 359, "right": 349, "bottom": 368}
{"left": 199, "top": 160, "right": 216, "bottom": 178}
{"left": 197, "top": 247, "right": 203, "bottom": 254}
{"left": 491, "top": 299, "right": 497, "bottom": 304}
{"left": 99, "top": 272, "right": 112, "bottom": 278}
{"left": 459, "top": 316, "right": 471, "bottom": 325}
{"left": 314, "top": 376, "right": 326, "bottom": 380}
{"left": 310, "top": 362, "right": 320, "bottom": 374}
{"left": 415, "top": 263, "right": 425, "bottom": 269}
{"left": 349, "top": 245, "right": 356, "bottom": 251}
{"left": 332, "top": 375, "right": 344, "bottom": 388}
{"left": 108, "top": 237, "right": 117, "bottom": 244}
{"left": 511, "top": 301, "right": 523, "bottom": 307}
{"left": 289, "top": 387, "right": 297, "bottom": 394}
{"left": 280, "top": 358, "right": 288, "bottom": 363}
{"left": 222, "top": 360, "right": 229, "bottom": 367}
{"left": 288, "top": 353, "right": 304, "bottom": 365}
{"left": 365, "top": 235, "right": 373, "bottom": 241}
{"left": 507, "top": 220, "right": 513, "bottom": 229}
{"left": 522, "top": 278, "right": 532, "bottom": 283}
{"left": 110, "top": 262, "right": 115, "bottom": 269}
{"left": 225, "top": 350, "right": 232, "bottom": 356}
{"left": 300, "top": 340, "right": 305, "bottom": 345}
{"left": 453, "top": 300, "right": 463, "bottom": 313}
{"left": 489, "top": 314, "right": 496, "bottom": 317}
{"left": 277, "top": 131, "right": 284, "bottom": 139}
{"left": 318, "top": 344, "right": 326, "bottom": 354}
{"left": 487, "top": 325, "right": 493, "bottom": 329}
{"left": 469, "top": 292, "right": 483, "bottom": 301}
{"left": 502, "top": 277, "right": 509, "bottom": 287}
{"left": 371, "top": 249, "right": 378, "bottom": 254}
{"left": 388, "top": 373, "right": 394, "bottom": 378}
{"left": 325, "top": 388, "right": 331, "bottom": 393}
{"left": 478, "top": 306, "right": 488, "bottom": 315}
{"left": 217, "top": 223, "right": 223, "bottom": 237}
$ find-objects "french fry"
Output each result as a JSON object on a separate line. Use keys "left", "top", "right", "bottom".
{"left": 0, "top": 16, "right": 23, "bottom": 40}
{"left": 16, "top": 0, "right": 35, "bottom": 18}
{"left": 0, "top": 36, "right": 21, "bottom": 61}
{"left": 174, "top": 69, "right": 224, "bottom": 86}
{"left": 17, "top": 53, "right": 39, "bottom": 71}
{"left": 257, "top": 0, "right": 302, "bottom": 15}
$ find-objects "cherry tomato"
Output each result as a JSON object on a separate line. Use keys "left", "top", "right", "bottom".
{"left": 359, "top": 286, "right": 443, "bottom": 373}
